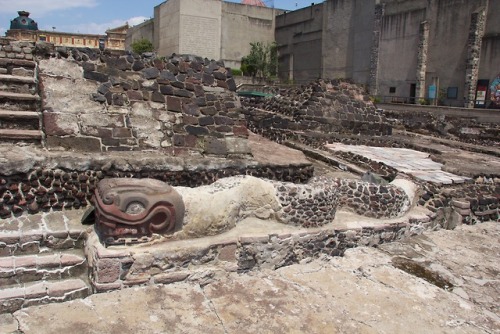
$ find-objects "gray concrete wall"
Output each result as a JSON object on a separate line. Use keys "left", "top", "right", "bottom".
{"left": 221, "top": 2, "right": 280, "bottom": 70}
{"left": 425, "top": 0, "right": 488, "bottom": 107}
{"left": 479, "top": 0, "right": 500, "bottom": 96}
{"left": 377, "top": 7, "right": 426, "bottom": 98}
{"left": 125, "top": 19, "right": 154, "bottom": 51}
{"left": 276, "top": 3, "right": 324, "bottom": 83}
{"left": 322, "top": 0, "right": 354, "bottom": 81}
{"left": 322, "top": 0, "right": 375, "bottom": 85}
{"left": 179, "top": 0, "right": 221, "bottom": 60}
{"left": 156, "top": 0, "right": 181, "bottom": 57}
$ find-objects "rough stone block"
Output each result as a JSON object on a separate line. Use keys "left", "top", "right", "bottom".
{"left": 233, "top": 125, "right": 249, "bottom": 137}
{"left": 47, "top": 279, "right": 87, "bottom": 297}
{"left": 218, "top": 244, "right": 237, "bottom": 262}
{"left": 127, "top": 90, "right": 143, "bottom": 101}
{"left": 202, "top": 73, "right": 215, "bottom": 86}
{"left": 154, "top": 272, "right": 189, "bottom": 285}
{"left": 93, "top": 281, "right": 122, "bottom": 292}
{"left": 80, "top": 114, "right": 124, "bottom": 128}
{"left": 183, "top": 115, "right": 199, "bottom": 125}
{"left": 83, "top": 71, "right": 109, "bottom": 82}
{"left": 186, "top": 125, "right": 209, "bottom": 137}
{"left": 226, "top": 78, "right": 237, "bottom": 91}
{"left": 204, "top": 138, "right": 227, "bottom": 155}
{"left": 167, "top": 96, "right": 182, "bottom": 112}
{"left": 160, "top": 84, "right": 174, "bottom": 95}
{"left": 226, "top": 137, "right": 251, "bottom": 155}
{"left": 96, "top": 258, "right": 121, "bottom": 284}
{"left": 452, "top": 200, "right": 470, "bottom": 209}
{"left": 152, "top": 91, "right": 166, "bottom": 103}
{"left": 201, "top": 106, "right": 217, "bottom": 116}
{"left": 199, "top": 116, "right": 214, "bottom": 126}
{"left": 112, "top": 127, "right": 132, "bottom": 138}
{"left": 44, "top": 112, "right": 80, "bottom": 136}
{"left": 143, "top": 67, "right": 159, "bottom": 79}
{"left": 174, "top": 89, "right": 193, "bottom": 98}
{"left": 46, "top": 136, "right": 102, "bottom": 152}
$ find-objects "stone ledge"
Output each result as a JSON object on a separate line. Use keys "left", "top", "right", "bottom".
{"left": 0, "top": 279, "right": 89, "bottom": 313}
{"left": 85, "top": 208, "right": 436, "bottom": 293}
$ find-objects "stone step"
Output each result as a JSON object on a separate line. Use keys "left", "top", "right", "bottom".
{"left": 0, "top": 73, "right": 38, "bottom": 95}
{"left": 0, "top": 109, "right": 40, "bottom": 120}
{"left": 0, "top": 210, "right": 88, "bottom": 256}
{"left": 0, "top": 110, "right": 41, "bottom": 131}
{"left": 0, "top": 58, "right": 37, "bottom": 69}
{"left": 0, "top": 251, "right": 86, "bottom": 286}
{"left": 0, "top": 91, "right": 40, "bottom": 102}
{"left": 0, "top": 129, "right": 42, "bottom": 141}
{"left": 0, "top": 278, "right": 90, "bottom": 314}
{"left": 0, "top": 74, "right": 36, "bottom": 85}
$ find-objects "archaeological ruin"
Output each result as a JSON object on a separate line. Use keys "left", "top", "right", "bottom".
{"left": 0, "top": 34, "right": 498, "bottom": 332}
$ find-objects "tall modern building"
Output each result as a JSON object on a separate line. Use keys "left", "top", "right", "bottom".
{"left": 276, "top": 0, "right": 500, "bottom": 108}
{"left": 126, "top": 0, "right": 283, "bottom": 69}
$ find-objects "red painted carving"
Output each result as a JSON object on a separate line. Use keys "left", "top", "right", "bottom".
{"left": 94, "top": 178, "right": 184, "bottom": 245}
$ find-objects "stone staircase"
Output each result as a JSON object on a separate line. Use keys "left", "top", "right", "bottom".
{"left": 0, "top": 57, "right": 43, "bottom": 144}
{"left": 0, "top": 211, "right": 90, "bottom": 313}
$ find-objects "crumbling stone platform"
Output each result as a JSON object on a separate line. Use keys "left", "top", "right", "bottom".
{"left": 0, "top": 132, "right": 313, "bottom": 219}
{"left": 6, "top": 222, "right": 497, "bottom": 334}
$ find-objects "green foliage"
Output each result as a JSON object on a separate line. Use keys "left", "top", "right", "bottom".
{"left": 131, "top": 38, "right": 154, "bottom": 54}
{"left": 370, "top": 96, "right": 382, "bottom": 103}
{"left": 438, "top": 88, "right": 447, "bottom": 105}
{"left": 231, "top": 68, "right": 243, "bottom": 76}
{"left": 241, "top": 42, "right": 278, "bottom": 79}
{"left": 418, "top": 98, "right": 430, "bottom": 105}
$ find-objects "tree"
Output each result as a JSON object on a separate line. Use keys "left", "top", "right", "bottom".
{"left": 241, "top": 42, "right": 278, "bottom": 80}
{"left": 131, "top": 38, "right": 154, "bottom": 54}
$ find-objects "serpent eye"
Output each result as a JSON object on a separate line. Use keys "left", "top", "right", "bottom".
{"left": 102, "top": 192, "right": 116, "bottom": 205}
{"left": 125, "top": 201, "right": 146, "bottom": 215}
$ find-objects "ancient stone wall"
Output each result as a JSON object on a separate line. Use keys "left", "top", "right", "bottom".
{"left": 242, "top": 80, "right": 392, "bottom": 146}
{"left": 0, "top": 156, "right": 313, "bottom": 219}
{"left": 0, "top": 38, "right": 35, "bottom": 61}
{"left": 464, "top": 9, "right": 487, "bottom": 108}
{"left": 380, "top": 104, "right": 500, "bottom": 146}
{"left": 37, "top": 45, "right": 248, "bottom": 156}
{"left": 86, "top": 220, "right": 425, "bottom": 292}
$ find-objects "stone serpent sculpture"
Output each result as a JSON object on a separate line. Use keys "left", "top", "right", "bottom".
{"left": 93, "top": 175, "right": 417, "bottom": 244}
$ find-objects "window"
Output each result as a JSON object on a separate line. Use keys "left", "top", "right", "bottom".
{"left": 447, "top": 87, "right": 458, "bottom": 99}
{"left": 389, "top": 87, "right": 396, "bottom": 94}
{"left": 39, "top": 35, "right": 46, "bottom": 42}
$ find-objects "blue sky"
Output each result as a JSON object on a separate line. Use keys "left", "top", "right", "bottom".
{"left": 0, "top": 0, "right": 320, "bottom": 36}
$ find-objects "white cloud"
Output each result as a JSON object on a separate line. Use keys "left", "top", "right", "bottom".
{"left": 128, "top": 16, "right": 150, "bottom": 27}
{"left": 0, "top": 0, "right": 98, "bottom": 17}
{"left": 40, "top": 19, "right": 121, "bottom": 34}
{"left": 39, "top": 16, "right": 151, "bottom": 35}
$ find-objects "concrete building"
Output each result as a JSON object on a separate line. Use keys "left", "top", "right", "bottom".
{"left": 126, "top": 0, "right": 283, "bottom": 69}
{"left": 276, "top": 0, "right": 500, "bottom": 108}
{"left": 6, "top": 11, "right": 127, "bottom": 51}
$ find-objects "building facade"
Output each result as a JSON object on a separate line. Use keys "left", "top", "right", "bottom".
{"left": 277, "top": 0, "right": 500, "bottom": 108}
{"left": 6, "top": 11, "right": 127, "bottom": 51}
{"left": 126, "top": 0, "right": 283, "bottom": 69}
